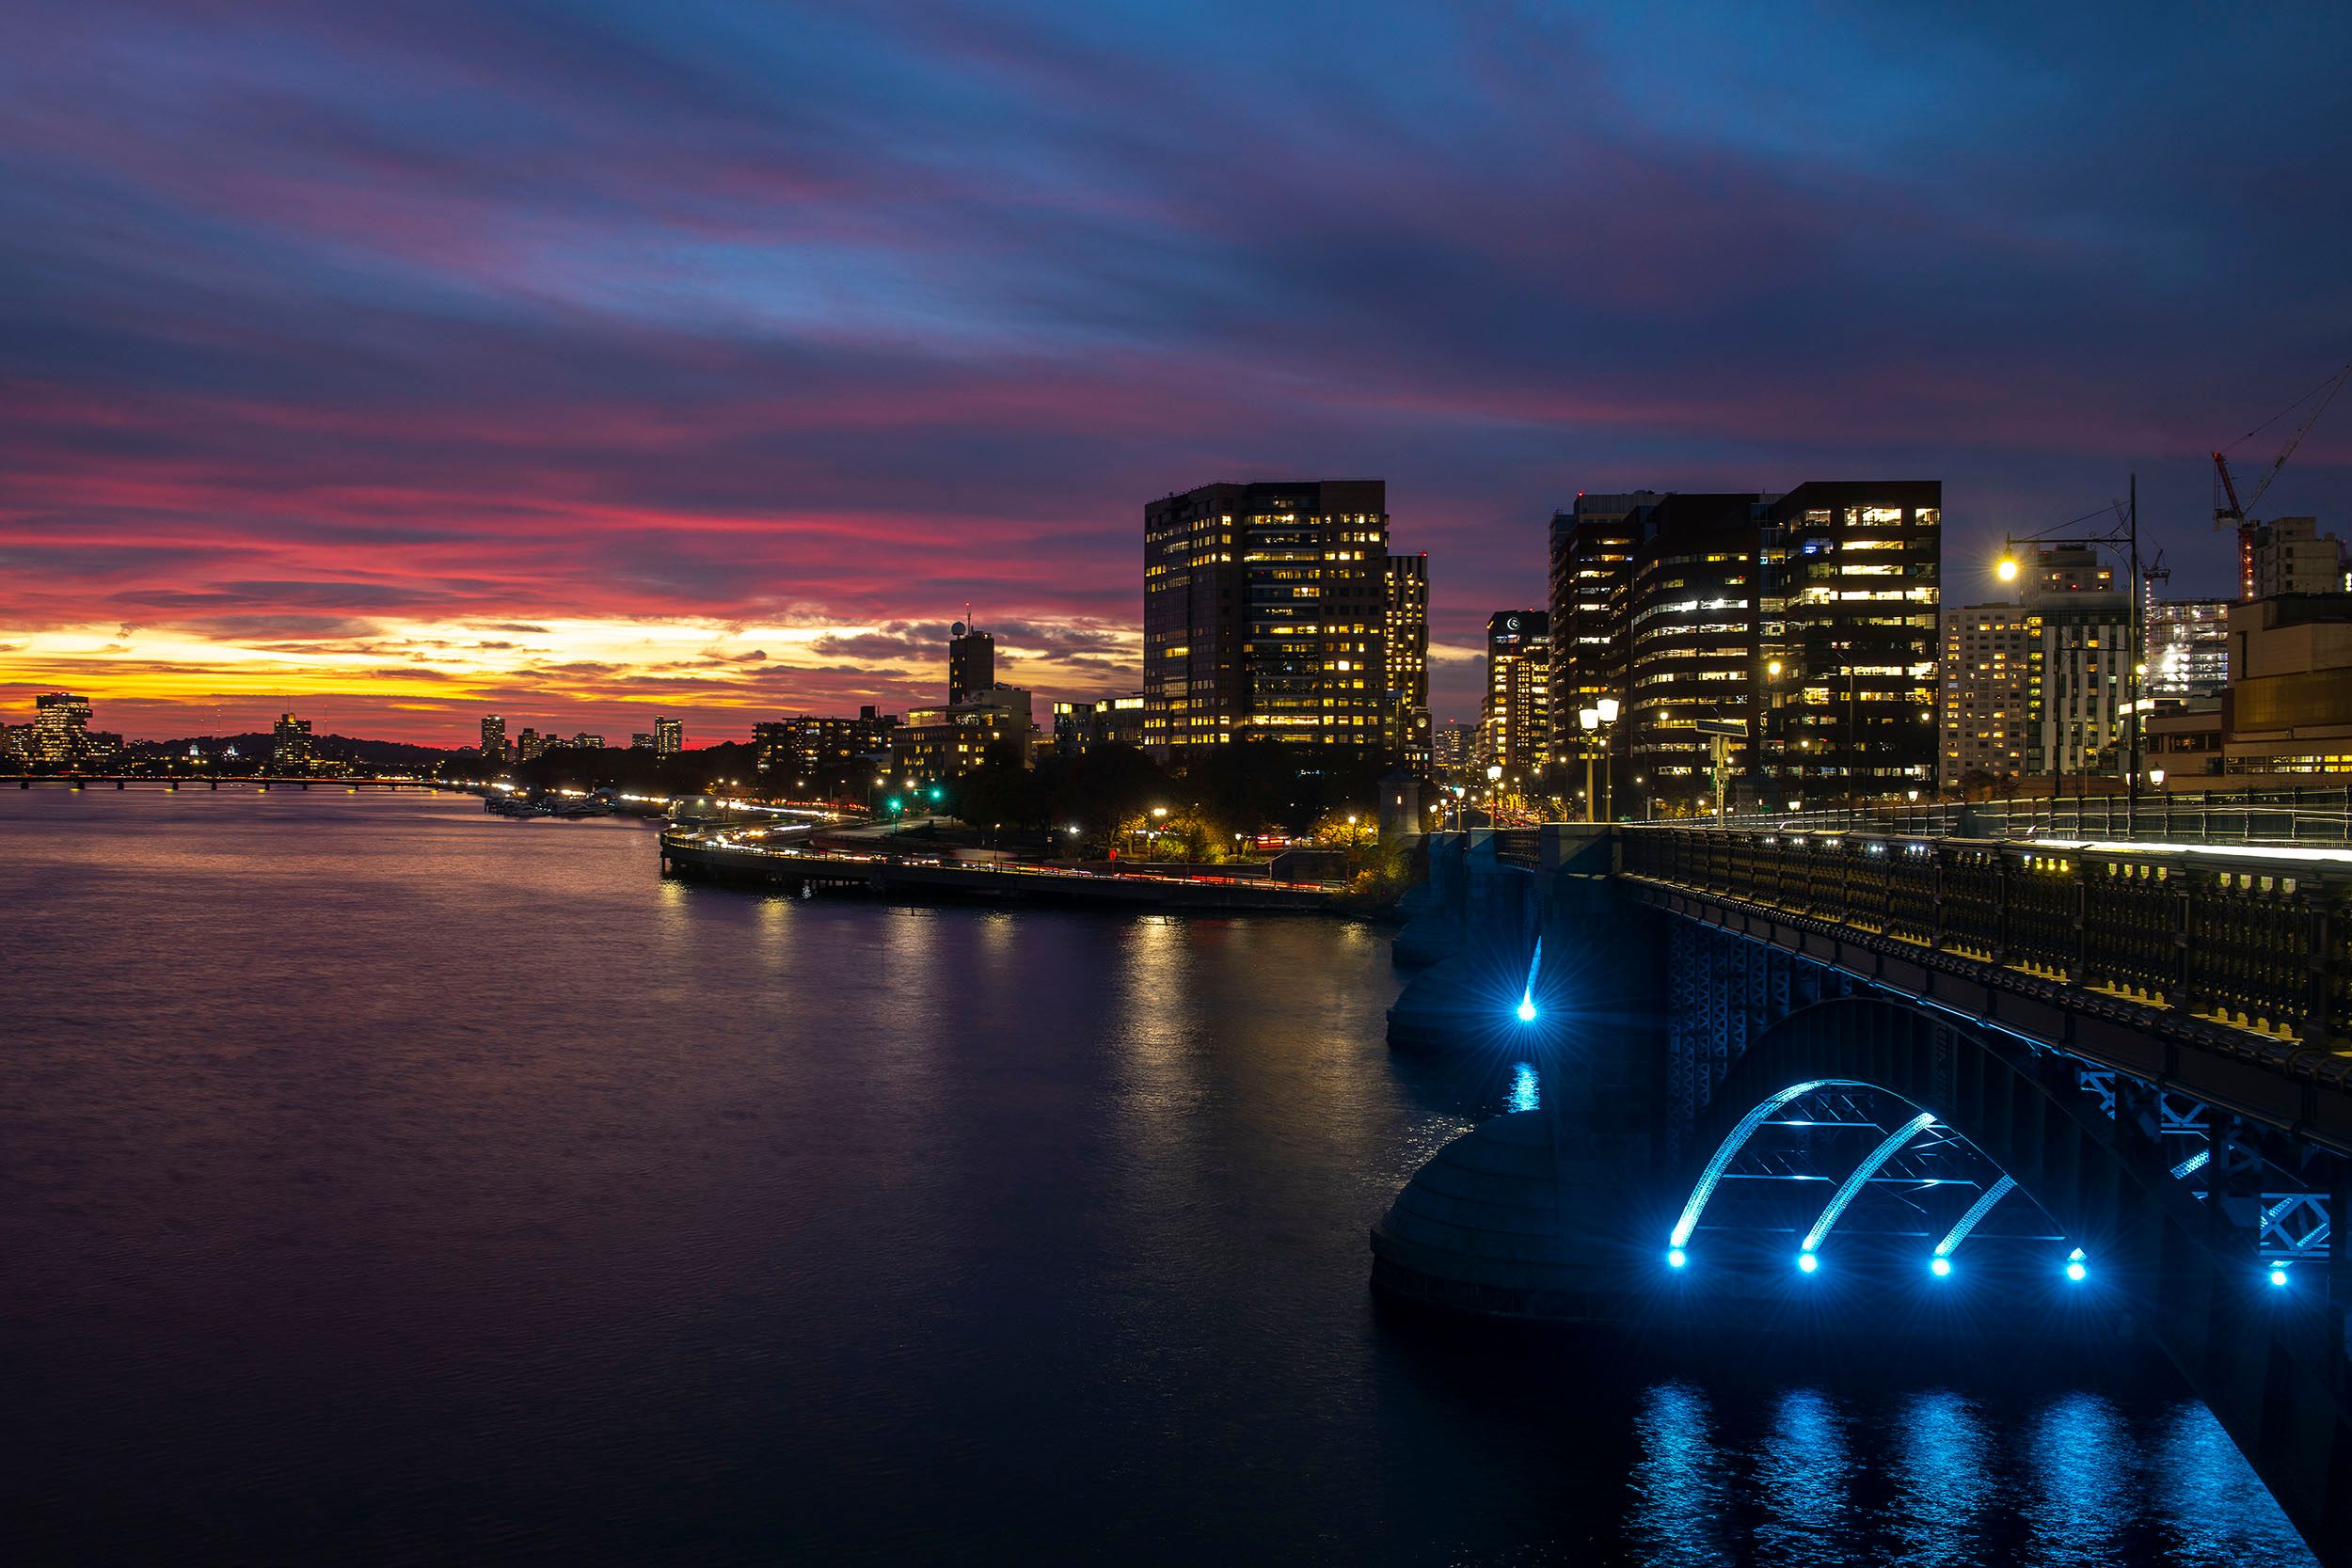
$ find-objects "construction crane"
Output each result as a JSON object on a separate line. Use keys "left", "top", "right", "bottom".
{"left": 2214, "top": 356, "right": 2352, "bottom": 599}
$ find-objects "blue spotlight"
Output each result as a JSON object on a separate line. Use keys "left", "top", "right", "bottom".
{"left": 2064, "top": 1246, "right": 2088, "bottom": 1284}
{"left": 1930, "top": 1256, "right": 1952, "bottom": 1277}
{"left": 1666, "top": 1247, "right": 1687, "bottom": 1270}
{"left": 1797, "top": 1251, "right": 1819, "bottom": 1275}
{"left": 2269, "top": 1264, "right": 2291, "bottom": 1288}
{"left": 1515, "top": 936, "right": 1542, "bottom": 1024}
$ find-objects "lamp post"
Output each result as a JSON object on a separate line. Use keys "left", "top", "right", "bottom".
{"left": 1578, "top": 696, "right": 1621, "bottom": 823}
{"left": 1579, "top": 706, "right": 1600, "bottom": 822}
{"left": 1486, "top": 764, "right": 1503, "bottom": 823}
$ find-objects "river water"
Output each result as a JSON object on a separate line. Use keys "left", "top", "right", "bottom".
{"left": 0, "top": 790, "right": 2317, "bottom": 1564}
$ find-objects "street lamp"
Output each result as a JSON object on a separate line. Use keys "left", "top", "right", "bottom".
{"left": 1995, "top": 555, "right": 2020, "bottom": 583}
{"left": 1579, "top": 697, "right": 1621, "bottom": 823}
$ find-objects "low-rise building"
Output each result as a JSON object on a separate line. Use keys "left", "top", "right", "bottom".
{"left": 1051, "top": 693, "right": 1147, "bottom": 753}
{"left": 2147, "top": 704, "right": 2224, "bottom": 779}
{"left": 894, "top": 685, "right": 1034, "bottom": 779}
{"left": 754, "top": 708, "right": 899, "bottom": 782}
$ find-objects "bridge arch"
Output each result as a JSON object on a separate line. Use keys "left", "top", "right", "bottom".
{"left": 1660, "top": 990, "right": 2352, "bottom": 1560}
{"left": 1669, "top": 994, "right": 2125, "bottom": 1261}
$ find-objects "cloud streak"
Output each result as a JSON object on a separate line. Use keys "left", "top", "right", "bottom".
{"left": 3, "top": 2, "right": 2350, "bottom": 738}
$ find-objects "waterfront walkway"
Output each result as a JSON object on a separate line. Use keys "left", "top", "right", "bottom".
{"left": 660, "top": 827, "right": 1339, "bottom": 911}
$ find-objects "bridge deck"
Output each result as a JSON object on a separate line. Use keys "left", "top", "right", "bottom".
{"left": 1604, "top": 826, "right": 2352, "bottom": 1152}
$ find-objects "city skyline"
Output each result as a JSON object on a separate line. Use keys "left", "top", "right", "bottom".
{"left": 6, "top": 6, "right": 2352, "bottom": 743}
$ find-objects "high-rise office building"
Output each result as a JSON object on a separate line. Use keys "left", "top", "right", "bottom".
{"left": 1432, "top": 722, "right": 1471, "bottom": 779}
{"left": 2023, "top": 546, "right": 2131, "bottom": 777}
{"left": 948, "top": 623, "right": 995, "bottom": 705}
{"left": 1484, "top": 610, "right": 1549, "bottom": 786}
{"left": 655, "top": 716, "right": 683, "bottom": 756}
{"left": 572, "top": 733, "right": 604, "bottom": 749}
{"left": 480, "top": 715, "right": 507, "bottom": 763}
{"left": 1384, "top": 553, "right": 1430, "bottom": 770}
{"left": 516, "top": 727, "right": 548, "bottom": 762}
{"left": 1548, "top": 493, "right": 1653, "bottom": 789}
{"left": 271, "top": 712, "right": 313, "bottom": 772}
{"left": 1627, "top": 494, "right": 1765, "bottom": 802}
{"left": 1936, "top": 545, "right": 2128, "bottom": 789}
{"left": 2149, "top": 599, "right": 2232, "bottom": 701}
{"left": 1756, "top": 481, "right": 1941, "bottom": 799}
{"left": 31, "top": 692, "right": 94, "bottom": 763}
{"left": 1143, "top": 480, "right": 1389, "bottom": 752}
{"left": 1937, "top": 603, "right": 2038, "bottom": 787}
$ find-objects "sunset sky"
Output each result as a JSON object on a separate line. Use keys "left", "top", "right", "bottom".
{"left": 5, "top": 2, "right": 2351, "bottom": 744}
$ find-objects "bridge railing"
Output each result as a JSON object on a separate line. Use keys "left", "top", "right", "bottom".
{"left": 1620, "top": 826, "right": 2352, "bottom": 1058}
{"left": 1649, "top": 784, "right": 2352, "bottom": 847}
{"left": 1491, "top": 828, "right": 1542, "bottom": 869}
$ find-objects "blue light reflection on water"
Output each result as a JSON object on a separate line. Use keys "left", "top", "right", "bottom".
{"left": 1618, "top": 1379, "right": 2315, "bottom": 1567}
{"left": 1626, "top": 1382, "right": 1733, "bottom": 1568}
{"left": 1754, "top": 1387, "right": 1857, "bottom": 1566}
{"left": 2025, "top": 1390, "right": 2130, "bottom": 1565}
{"left": 2151, "top": 1399, "right": 2312, "bottom": 1565}
{"left": 1507, "top": 1062, "right": 1539, "bottom": 1114}
{"left": 1887, "top": 1389, "right": 1993, "bottom": 1567}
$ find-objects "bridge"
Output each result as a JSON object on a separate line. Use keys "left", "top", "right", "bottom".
{"left": 1374, "top": 822, "right": 2352, "bottom": 1565}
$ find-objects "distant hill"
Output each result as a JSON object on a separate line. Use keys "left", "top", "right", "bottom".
{"left": 121, "top": 733, "right": 460, "bottom": 767}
